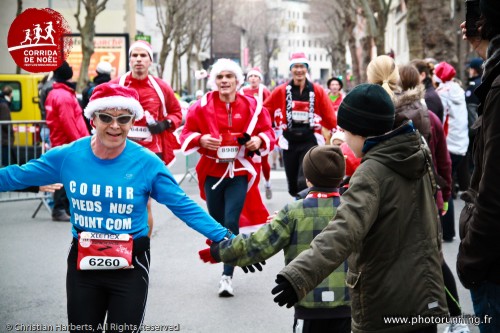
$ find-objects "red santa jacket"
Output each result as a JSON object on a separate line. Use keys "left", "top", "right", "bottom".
{"left": 112, "top": 73, "right": 182, "bottom": 165}
{"left": 240, "top": 84, "right": 271, "bottom": 103}
{"left": 45, "top": 82, "right": 89, "bottom": 147}
{"left": 180, "top": 91, "right": 275, "bottom": 230}
{"left": 264, "top": 81, "right": 337, "bottom": 130}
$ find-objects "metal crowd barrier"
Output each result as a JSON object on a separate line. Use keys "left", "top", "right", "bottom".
{"left": 0, "top": 120, "right": 52, "bottom": 218}
{"left": 178, "top": 153, "right": 199, "bottom": 185}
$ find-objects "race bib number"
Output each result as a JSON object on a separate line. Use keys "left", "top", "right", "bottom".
{"left": 291, "top": 101, "right": 310, "bottom": 123}
{"left": 216, "top": 132, "right": 241, "bottom": 162}
{"left": 291, "top": 111, "right": 309, "bottom": 122}
{"left": 217, "top": 146, "right": 239, "bottom": 160}
{"left": 77, "top": 232, "right": 133, "bottom": 270}
{"left": 128, "top": 126, "right": 152, "bottom": 142}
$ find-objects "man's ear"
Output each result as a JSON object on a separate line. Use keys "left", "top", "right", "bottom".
{"left": 90, "top": 118, "right": 95, "bottom": 128}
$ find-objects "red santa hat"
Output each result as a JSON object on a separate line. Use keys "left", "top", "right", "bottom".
{"left": 207, "top": 58, "right": 245, "bottom": 91}
{"left": 84, "top": 82, "right": 144, "bottom": 120}
{"left": 246, "top": 67, "right": 263, "bottom": 81}
{"left": 129, "top": 40, "right": 153, "bottom": 60}
{"left": 289, "top": 52, "right": 309, "bottom": 70}
{"left": 434, "top": 62, "right": 456, "bottom": 83}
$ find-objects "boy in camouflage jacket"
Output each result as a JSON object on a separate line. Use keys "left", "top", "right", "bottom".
{"left": 200, "top": 145, "right": 351, "bottom": 333}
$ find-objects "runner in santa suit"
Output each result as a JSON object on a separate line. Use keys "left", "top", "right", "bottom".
{"left": 239, "top": 67, "right": 274, "bottom": 199}
{"left": 111, "top": 40, "right": 182, "bottom": 238}
{"left": 264, "top": 52, "right": 337, "bottom": 197}
{"left": 180, "top": 59, "right": 275, "bottom": 297}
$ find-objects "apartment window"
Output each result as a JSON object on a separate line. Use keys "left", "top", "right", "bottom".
{"left": 136, "top": 0, "right": 144, "bottom": 15}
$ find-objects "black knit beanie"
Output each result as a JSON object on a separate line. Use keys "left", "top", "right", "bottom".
{"left": 480, "top": 0, "right": 500, "bottom": 22}
{"left": 337, "top": 83, "right": 395, "bottom": 137}
{"left": 303, "top": 145, "right": 346, "bottom": 188}
{"left": 53, "top": 61, "right": 73, "bottom": 82}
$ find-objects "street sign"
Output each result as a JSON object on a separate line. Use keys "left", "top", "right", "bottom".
{"left": 66, "top": 33, "right": 130, "bottom": 80}
{"left": 135, "top": 35, "right": 151, "bottom": 44}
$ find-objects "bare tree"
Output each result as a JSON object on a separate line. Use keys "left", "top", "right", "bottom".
{"left": 232, "top": 0, "right": 267, "bottom": 69}
{"left": 182, "top": 1, "right": 211, "bottom": 94}
{"left": 16, "top": 0, "right": 23, "bottom": 74}
{"left": 231, "top": 0, "right": 280, "bottom": 84}
{"left": 368, "top": 0, "right": 392, "bottom": 55}
{"left": 406, "top": 0, "right": 461, "bottom": 68}
{"left": 309, "top": 0, "right": 355, "bottom": 81}
{"left": 154, "top": 0, "right": 183, "bottom": 78}
{"left": 74, "top": 0, "right": 108, "bottom": 92}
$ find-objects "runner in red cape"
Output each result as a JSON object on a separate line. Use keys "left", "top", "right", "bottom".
{"left": 180, "top": 58, "right": 275, "bottom": 297}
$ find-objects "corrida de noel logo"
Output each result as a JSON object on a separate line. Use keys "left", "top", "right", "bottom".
{"left": 7, "top": 8, "right": 72, "bottom": 73}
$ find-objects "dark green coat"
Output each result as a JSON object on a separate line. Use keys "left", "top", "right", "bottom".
{"left": 279, "top": 125, "right": 447, "bottom": 332}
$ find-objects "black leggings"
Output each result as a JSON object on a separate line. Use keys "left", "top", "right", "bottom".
{"left": 442, "top": 260, "right": 462, "bottom": 317}
{"left": 282, "top": 139, "right": 317, "bottom": 197}
{"left": 66, "top": 238, "right": 150, "bottom": 333}
{"left": 294, "top": 317, "right": 351, "bottom": 333}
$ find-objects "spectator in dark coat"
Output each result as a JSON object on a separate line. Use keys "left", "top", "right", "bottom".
{"left": 410, "top": 59, "right": 445, "bottom": 123}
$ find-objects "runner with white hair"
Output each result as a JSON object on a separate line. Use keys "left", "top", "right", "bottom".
{"left": 180, "top": 58, "right": 275, "bottom": 297}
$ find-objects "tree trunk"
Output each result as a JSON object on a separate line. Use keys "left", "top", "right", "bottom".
{"left": 406, "top": 1, "right": 424, "bottom": 60}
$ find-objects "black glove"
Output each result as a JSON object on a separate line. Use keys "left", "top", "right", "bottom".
{"left": 147, "top": 119, "right": 171, "bottom": 134}
{"left": 237, "top": 132, "right": 261, "bottom": 157}
{"left": 271, "top": 275, "right": 298, "bottom": 308}
{"left": 241, "top": 260, "right": 266, "bottom": 273}
{"left": 211, "top": 240, "right": 266, "bottom": 273}
{"left": 237, "top": 132, "right": 251, "bottom": 145}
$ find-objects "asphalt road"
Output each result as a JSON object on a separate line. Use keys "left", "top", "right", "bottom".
{"left": 0, "top": 154, "right": 478, "bottom": 333}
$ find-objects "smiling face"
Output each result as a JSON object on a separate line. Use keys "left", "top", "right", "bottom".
{"left": 291, "top": 63, "right": 308, "bottom": 84}
{"left": 129, "top": 47, "right": 152, "bottom": 79}
{"left": 216, "top": 71, "right": 238, "bottom": 99}
{"left": 92, "top": 108, "right": 135, "bottom": 159}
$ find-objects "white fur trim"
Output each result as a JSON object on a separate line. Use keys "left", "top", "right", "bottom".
{"left": 289, "top": 58, "right": 309, "bottom": 69}
{"left": 247, "top": 69, "right": 263, "bottom": 81}
{"left": 207, "top": 58, "right": 244, "bottom": 91}
{"left": 84, "top": 96, "right": 144, "bottom": 120}
{"left": 129, "top": 41, "right": 153, "bottom": 60}
{"left": 201, "top": 94, "right": 208, "bottom": 107}
{"left": 258, "top": 133, "right": 271, "bottom": 156}
{"left": 180, "top": 132, "right": 202, "bottom": 155}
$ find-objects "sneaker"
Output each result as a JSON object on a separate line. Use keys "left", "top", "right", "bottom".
{"left": 218, "top": 275, "right": 234, "bottom": 297}
{"left": 444, "top": 323, "right": 471, "bottom": 333}
{"left": 265, "top": 186, "right": 272, "bottom": 200}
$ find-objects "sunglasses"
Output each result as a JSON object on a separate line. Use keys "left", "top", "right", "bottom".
{"left": 95, "top": 112, "right": 134, "bottom": 125}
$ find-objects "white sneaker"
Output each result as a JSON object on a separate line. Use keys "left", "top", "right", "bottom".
{"left": 218, "top": 275, "right": 234, "bottom": 297}
{"left": 444, "top": 323, "right": 471, "bottom": 333}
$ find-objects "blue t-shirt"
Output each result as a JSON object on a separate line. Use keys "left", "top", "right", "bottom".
{"left": 0, "top": 137, "right": 228, "bottom": 241}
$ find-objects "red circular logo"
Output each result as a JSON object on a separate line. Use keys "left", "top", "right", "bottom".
{"left": 7, "top": 8, "right": 73, "bottom": 73}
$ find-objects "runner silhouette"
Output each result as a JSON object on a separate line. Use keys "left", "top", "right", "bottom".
{"left": 20, "top": 29, "right": 32, "bottom": 45}
{"left": 33, "top": 24, "right": 43, "bottom": 44}
{"left": 43, "top": 21, "right": 55, "bottom": 45}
